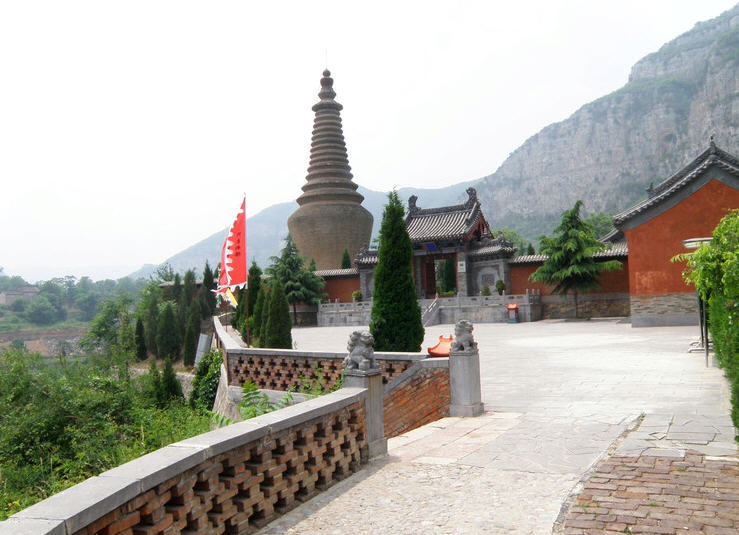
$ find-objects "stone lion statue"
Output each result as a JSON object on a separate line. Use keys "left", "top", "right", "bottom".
{"left": 451, "top": 319, "right": 477, "bottom": 353}
{"left": 343, "top": 330, "right": 377, "bottom": 372}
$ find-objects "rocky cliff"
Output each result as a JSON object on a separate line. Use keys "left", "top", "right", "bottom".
{"left": 476, "top": 5, "right": 739, "bottom": 239}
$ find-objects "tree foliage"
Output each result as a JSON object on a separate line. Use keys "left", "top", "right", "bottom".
{"left": 134, "top": 317, "right": 147, "bottom": 360}
{"left": 529, "top": 200, "right": 621, "bottom": 317}
{"left": 156, "top": 302, "right": 180, "bottom": 359}
{"left": 189, "top": 349, "right": 223, "bottom": 412}
{"left": 676, "top": 210, "right": 739, "bottom": 429}
{"left": 183, "top": 300, "right": 201, "bottom": 366}
{"left": 247, "top": 261, "right": 262, "bottom": 318}
{"left": 267, "top": 234, "right": 325, "bottom": 325}
{"left": 264, "top": 280, "right": 292, "bottom": 349}
{"left": 370, "top": 191, "right": 424, "bottom": 352}
{"left": 584, "top": 212, "right": 615, "bottom": 239}
{"left": 251, "top": 285, "right": 268, "bottom": 347}
{"left": 341, "top": 249, "right": 352, "bottom": 269}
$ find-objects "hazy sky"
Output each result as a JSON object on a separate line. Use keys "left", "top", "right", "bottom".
{"left": 1, "top": 1, "right": 736, "bottom": 282}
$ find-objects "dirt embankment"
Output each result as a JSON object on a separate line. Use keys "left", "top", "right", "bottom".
{"left": 0, "top": 327, "right": 87, "bottom": 356}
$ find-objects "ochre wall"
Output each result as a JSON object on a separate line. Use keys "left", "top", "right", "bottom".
{"left": 625, "top": 179, "right": 739, "bottom": 296}
{"left": 509, "top": 260, "right": 629, "bottom": 295}
{"left": 323, "top": 276, "right": 360, "bottom": 302}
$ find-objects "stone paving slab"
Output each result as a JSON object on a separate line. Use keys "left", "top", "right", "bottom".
{"left": 265, "top": 321, "right": 739, "bottom": 534}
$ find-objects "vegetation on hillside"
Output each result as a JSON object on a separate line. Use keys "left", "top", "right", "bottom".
{"left": 0, "top": 348, "right": 212, "bottom": 520}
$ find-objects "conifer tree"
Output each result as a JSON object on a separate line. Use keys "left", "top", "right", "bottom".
{"left": 526, "top": 243, "right": 536, "bottom": 255}
{"left": 183, "top": 300, "right": 201, "bottom": 366}
{"left": 148, "top": 360, "right": 163, "bottom": 406}
{"left": 341, "top": 249, "right": 352, "bottom": 269}
{"left": 268, "top": 234, "right": 325, "bottom": 325}
{"left": 252, "top": 285, "right": 267, "bottom": 347}
{"left": 529, "top": 200, "right": 621, "bottom": 317}
{"left": 134, "top": 316, "right": 147, "bottom": 360}
{"left": 161, "top": 357, "right": 183, "bottom": 401}
{"left": 183, "top": 269, "right": 197, "bottom": 306}
{"left": 247, "top": 261, "right": 262, "bottom": 318}
{"left": 370, "top": 191, "right": 424, "bottom": 351}
{"left": 264, "top": 280, "right": 292, "bottom": 349}
{"left": 202, "top": 261, "right": 217, "bottom": 315}
{"left": 145, "top": 294, "right": 159, "bottom": 357}
{"left": 156, "top": 302, "right": 180, "bottom": 359}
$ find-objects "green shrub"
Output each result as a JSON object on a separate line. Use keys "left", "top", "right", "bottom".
{"left": 238, "top": 380, "right": 293, "bottom": 420}
{"left": 189, "top": 349, "right": 222, "bottom": 412}
{"left": 677, "top": 210, "right": 739, "bottom": 434}
{"left": 481, "top": 284, "right": 491, "bottom": 296}
{"left": 495, "top": 280, "right": 506, "bottom": 295}
{"left": 352, "top": 290, "right": 363, "bottom": 302}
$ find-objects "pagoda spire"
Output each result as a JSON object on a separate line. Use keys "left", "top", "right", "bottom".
{"left": 288, "top": 69, "right": 373, "bottom": 270}
{"left": 296, "top": 69, "right": 364, "bottom": 206}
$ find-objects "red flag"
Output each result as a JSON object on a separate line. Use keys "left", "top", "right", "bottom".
{"left": 217, "top": 198, "right": 247, "bottom": 298}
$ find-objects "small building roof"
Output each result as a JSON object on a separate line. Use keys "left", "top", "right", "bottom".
{"left": 313, "top": 267, "right": 359, "bottom": 278}
{"left": 355, "top": 248, "right": 379, "bottom": 266}
{"left": 405, "top": 187, "right": 489, "bottom": 243}
{"left": 509, "top": 242, "right": 628, "bottom": 264}
{"left": 614, "top": 141, "right": 739, "bottom": 228}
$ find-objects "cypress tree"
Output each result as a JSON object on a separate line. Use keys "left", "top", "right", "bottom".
{"left": 134, "top": 316, "right": 147, "bottom": 360}
{"left": 264, "top": 280, "right": 292, "bottom": 349}
{"left": 202, "top": 261, "right": 217, "bottom": 315}
{"left": 145, "top": 292, "right": 159, "bottom": 357}
{"left": 161, "top": 357, "right": 183, "bottom": 401}
{"left": 197, "top": 286, "right": 210, "bottom": 319}
{"left": 526, "top": 243, "right": 536, "bottom": 255}
{"left": 183, "top": 300, "right": 201, "bottom": 366}
{"left": 156, "top": 302, "right": 180, "bottom": 360}
{"left": 183, "top": 269, "right": 197, "bottom": 306}
{"left": 247, "top": 261, "right": 262, "bottom": 318}
{"left": 148, "top": 360, "right": 163, "bottom": 406}
{"left": 370, "top": 191, "right": 424, "bottom": 352}
{"left": 252, "top": 285, "right": 267, "bottom": 347}
{"left": 529, "top": 200, "right": 622, "bottom": 317}
{"left": 232, "top": 287, "right": 247, "bottom": 329}
{"left": 341, "top": 249, "right": 351, "bottom": 269}
{"left": 442, "top": 258, "right": 456, "bottom": 293}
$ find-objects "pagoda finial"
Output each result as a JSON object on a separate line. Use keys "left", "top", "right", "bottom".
{"left": 318, "top": 69, "right": 336, "bottom": 102}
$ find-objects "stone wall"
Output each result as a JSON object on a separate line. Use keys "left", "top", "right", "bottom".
{"left": 630, "top": 292, "right": 698, "bottom": 327}
{"left": 541, "top": 292, "right": 630, "bottom": 319}
{"left": 4, "top": 389, "right": 368, "bottom": 535}
{"left": 383, "top": 359, "right": 450, "bottom": 438}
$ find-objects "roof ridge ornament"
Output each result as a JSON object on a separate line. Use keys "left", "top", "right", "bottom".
{"left": 408, "top": 195, "right": 419, "bottom": 215}
{"left": 465, "top": 187, "right": 478, "bottom": 208}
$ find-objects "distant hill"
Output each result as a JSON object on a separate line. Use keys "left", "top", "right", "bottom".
{"left": 127, "top": 180, "right": 478, "bottom": 278}
{"left": 474, "top": 4, "right": 739, "bottom": 239}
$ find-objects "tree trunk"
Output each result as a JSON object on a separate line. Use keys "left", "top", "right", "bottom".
{"left": 574, "top": 290, "right": 579, "bottom": 319}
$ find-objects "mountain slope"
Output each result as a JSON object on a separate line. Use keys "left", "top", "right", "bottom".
{"left": 475, "top": 5, "right": 739, "bottom": 239}
{"left": 127, "top": 180, "right": 478, "bottom": 278}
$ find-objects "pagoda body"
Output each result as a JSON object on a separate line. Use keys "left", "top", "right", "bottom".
{"left": 288, "top": 70, "right": 373, "bottom": 270}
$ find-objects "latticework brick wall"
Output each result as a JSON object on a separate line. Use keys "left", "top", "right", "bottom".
{"left": 71, "top": 402, "right": 365, "bottom": 535}
{"left": 384, "top": 366, "right": 450, "bottom": 438}
{"left": 228, "top": 352, "right": 413, "bottom": 389}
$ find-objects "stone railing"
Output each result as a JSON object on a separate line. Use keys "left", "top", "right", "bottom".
{"left": 214, "top": 315, "right": 426, "bottom": 388}
{"left": 318, "top": 292, "right": 543, "bottom": 326}
{"left": 3, "top": 388, "right": 368, "bottom": 535}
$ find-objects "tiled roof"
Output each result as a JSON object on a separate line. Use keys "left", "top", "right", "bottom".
{"left": 509, "top": 242, "right": 628, "bottom": 264}
{"left": 313, "top": 267, "right": 358, "bottom": 278}
{"left": 467, "top": 245, "right": 517, "bottom": 259}
{"left": 405, "top": 188, "right": 485, "bottom": 242}
{"left": 355, "top": 249, "right": 378, "bottom": 266}
{"left": 614, "top": 142, "right": 739, "bottom": 227}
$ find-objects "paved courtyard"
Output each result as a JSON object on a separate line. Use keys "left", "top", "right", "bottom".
{"left": 257, "top": 320, "right": 737, "bottom": 535}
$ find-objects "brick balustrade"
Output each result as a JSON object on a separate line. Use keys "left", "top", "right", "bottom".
{"left": 383, "top": 359, "right": 451, "bottom": 438}
{"left": 3, "top": 389, "right": 367, "bottom": 535}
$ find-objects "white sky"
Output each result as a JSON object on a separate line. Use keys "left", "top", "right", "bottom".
{"left": 1, "top": 0, "right": 736, "bottom": 282}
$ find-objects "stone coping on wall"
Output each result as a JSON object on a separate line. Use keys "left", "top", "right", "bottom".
{"left": 227, "top": 346, "right": 428, "bottom": 362}
{"left": 4, "top": 387, "right": 367, "bottom": 535}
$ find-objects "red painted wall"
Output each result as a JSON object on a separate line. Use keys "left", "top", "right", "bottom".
{"left": 509, "top": 260, "right": 629, "bottom": 295}
{"left": 625, "top": 179, "right": 739, "bottom": 296}
{"left": 323, "top": 276, "right": 360, "bottom": 302}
